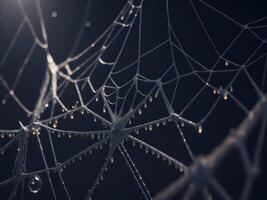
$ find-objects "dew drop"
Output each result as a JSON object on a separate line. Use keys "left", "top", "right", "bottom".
{"left": 85, "top": 21, "right": 91, "bottom": 28}
{"left": 28, "top": 175, "right": 42, "bottom": 193}
{"left": 53, "top": 123, "right": 57, "bottom": 128}
{"left": 225, "top": 61, "right": 229, "bottom": 66}
{"left": 149, "top": 125, "right": 153, "bottom": 131}
{"left": 223, "top": 91, "right": 228, "bottom": 100}
{"left": 138, "top": 108, "right": 142, "bottom": 115}
{"left": 149, "top": 96, "right": 153, "bottom": 102}
{"left": 103, "top": 107, "right": 106, "bottom": 113}
{"left": 229, "top": 85, "right": 233, "bottom": 93}
{"left": 80, "top": 109, "right": 85, "bottom": 115}
{"left": 51, "top": 11, "right": 58, "bottom": 18}
{"left": 198, "top": 125, "right": 203, "bottom": 134}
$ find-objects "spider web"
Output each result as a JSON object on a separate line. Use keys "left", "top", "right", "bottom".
{"left": 0, "top": 0, "right": 267, "bottom": 199}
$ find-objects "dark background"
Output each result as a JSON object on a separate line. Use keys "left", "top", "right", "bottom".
{"left": 0, "top": 0, "right": 267, "bottom": 199}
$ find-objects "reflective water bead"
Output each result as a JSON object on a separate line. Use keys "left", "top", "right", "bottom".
{"left": 28, "top": 175, "right": 43, "bottom": 193}
{"left": 144, "top": 103, "right": 147, "bottom": 109}
{"left": 198, "top": 125, "right": 203, "bottom": 134}
{"left": 223, "top": 91, "right": 228, "bottom": 100}
{"left": 229, "top": 85, "right": 233, "bottom": 93}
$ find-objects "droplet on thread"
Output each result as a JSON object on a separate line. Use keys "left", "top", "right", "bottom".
{"left": 223, "top": 91, "right": 228, "bottom": 100}
{"left": 28, "top": 175, "right": 43, "bottom": 193}
{"left": 85, "top": 21, "right": 91, "bottom": 27}
{"left": 198, "top": 125, "right": 203, "bottom": 134}
{"left": 51, "top": 11, "right": 58, "bottom": 18}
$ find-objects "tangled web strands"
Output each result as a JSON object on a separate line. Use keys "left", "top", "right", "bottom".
{"left": 0, "top": 0, "right": 267, "bottom": 199}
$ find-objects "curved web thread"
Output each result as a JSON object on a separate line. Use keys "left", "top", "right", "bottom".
{"left": 0, "top": 0, "right": 266, "bottom": 199}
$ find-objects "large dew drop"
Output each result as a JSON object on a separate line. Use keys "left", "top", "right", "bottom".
{"left": 28, "top": 175, "right": 43, "bottom": 194}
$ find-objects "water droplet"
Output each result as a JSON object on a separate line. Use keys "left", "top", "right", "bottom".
{"left": 93, "top": 116, "right": 97, "bottom": 122}
{"left": 156, "top": 122, "right": 160, "bottom": 127}
{"left": 70, "top": 114, "right": 74, "bottom": 119}
{"left": 110, "top": 157, "right": 114, "bottom": 163}
{"left": 155, "top": 91, "right": 159, "bottom": 98}
{"left": 1, "top": 99, "right": 6, "bottom": 105}
{"left": 213, "top": 88, "right": 216, "bottom": 95}
{"left": 144, "top": 103, "right": 147, "bottom": 109}
{"left": 135, "top": 129, "right": 139, "bottom": 134}
{"left": 95, "top": 96, "right": 99, "bottom": 102}
{"left": 45, "top": 103, "right": 49, "bottom": 108}
{"left": 51, "top": 11, "right": 58, "bottom": 18}
{"left": 85, "top": 21, "right": 91, "bottom": 28}
{"left": 229, "top": 85, "right": 233, "bottom": 93}
{"left": 225, "top": 61, "right": 229, "bottom": 66}
{"left": 149, "top": 96, "right": 153, "bottom": 102}
{"left": 223, "top": 91, "right": 228, "bottom": 100}
{"left": 129, "top": 120, "right": 132, "bottom": 125}
{"left": 149, "top": 125, "right": 152, "bottom": 131}
{"left": 198, "top": 125, "right": 203, "bottom": 134}
{"left": 138, "top": 108, "right": 142, "bottom": 115}
{"left": 28, "top": 175, "right": 42, "bottom": 193}
{"left": 103, "top": 107, "right": 106, "bottom": 113}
